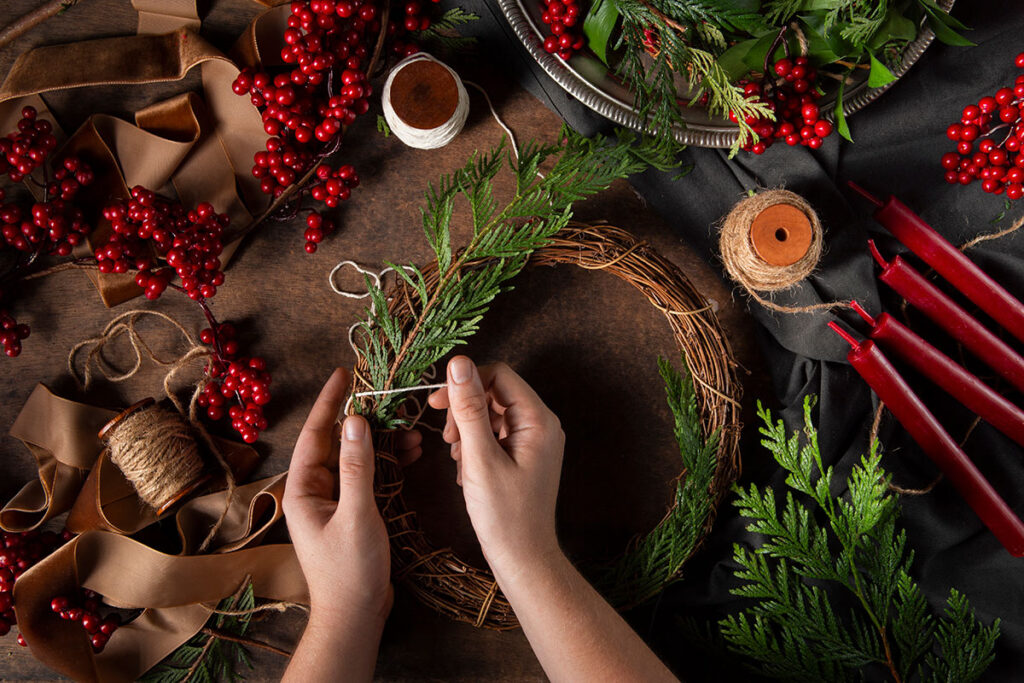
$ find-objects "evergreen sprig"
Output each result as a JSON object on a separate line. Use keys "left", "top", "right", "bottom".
{"left": 141, "top": 581, "right": 256, "bottom": 683}
{"left": 353, "top": 126, "right": 677, "bottom": 428}
{"left": 719, "top": 397, "right": 1000, "bottom": 683}
{"left": 413, "top": 7, "right": 479, "bottom": 53}
{"left": 595, "top": 356, "right": 721, "bottom": 606}
{"left": 611, "top": 0, "right": 771, "bottom": 153}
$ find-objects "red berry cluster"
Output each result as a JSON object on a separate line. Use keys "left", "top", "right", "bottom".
{"left": 388, "top": 1, "right": 436, "bottom": 58}
{"left": 232, "top": 0, "right": 377, "bottom": 199}
{"left": 0, "top": 305, "right": 31, "bottom": 357}
{"left": 0, "top": 528, "right": 73, "bottom": 643}
{"left": 941, "top": 52, "right": 1024, "bottom": 200}
{"left": 309, "top": 163, "right": 358, "bottom": 206}
{"left": 97, "top": 187, "right": 229, "bottom": 301}
{"left": 49, "top": 591, "right": 121, "bottom": 653}
{"left": 302, "top": 209, "right": 337, "bottom": 253}
{"left": 197, "top": 323, "right": 272, "bottom": 443}
{"left": 0, "top": 107, "right": 96, "bottom": 359}
{"left": 0, "top": 106, "right": 57, "bottom": 183}
{"left": 733, "top": 57, "right": 833, "bottom": 155}
{"left": 539, "top": 0, "right": 583, "bottom": 60}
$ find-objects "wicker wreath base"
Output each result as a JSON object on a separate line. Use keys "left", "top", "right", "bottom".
{"left": 361, "top": 223, "right": 742, "bottom": 630}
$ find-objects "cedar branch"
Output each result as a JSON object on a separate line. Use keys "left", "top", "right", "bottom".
{"left": 0, "top": 0, "right": 80, "bottom": 50}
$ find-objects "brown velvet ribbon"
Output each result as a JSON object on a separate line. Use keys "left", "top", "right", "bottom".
{"left": 1, "top": 384, "right": 262, "bottom": 535}
{"left": 5, "top": 386, "right": 302, "bottom": 681}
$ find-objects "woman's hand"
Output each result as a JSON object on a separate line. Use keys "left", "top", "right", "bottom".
{"left": 283, "top": 367, "right": 393, "bottom": 622}
{"left": 427, "top": 357, "right": 565, "bottom": 577}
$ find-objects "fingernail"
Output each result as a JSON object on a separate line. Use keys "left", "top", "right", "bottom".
{"left": 344, "top": 416, "right": 365, "bottom": 441}
{"left": 450, "top": 357, "right": 473, "bottom": 384}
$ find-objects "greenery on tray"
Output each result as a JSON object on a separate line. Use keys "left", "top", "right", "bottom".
{"left": 583, "top": 0, "right": 971, "bottom": 153}
{"left": 413, "top": 7, "right": 479, "bottom": 53}
{"left": 352, "top": 126, "right": 677, "bottom": 428}
{"left": 594, "top": 356, "right": 721, "bottom": 607}
{"left": 141, "top": 581, "right": 256, "bottom": 683}
{"left": 719, "top": 397, "right": 1000, "bottom": 682}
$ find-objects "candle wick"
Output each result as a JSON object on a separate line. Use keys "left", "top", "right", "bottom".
{"left": 850, "top": 300, "right": 877, "bottom": 327}
{"left": 847, "top": 180, "right": 885, "bottom": 208}
{"left": 868, "top": 240, "right": 889, "bottom": 269}
{"left": 828, "top": 321, "right": 861, "bottom": 349}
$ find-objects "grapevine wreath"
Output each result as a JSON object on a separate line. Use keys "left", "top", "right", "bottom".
{"left": 353, "top": 223, "right": 742, "bottom": 629}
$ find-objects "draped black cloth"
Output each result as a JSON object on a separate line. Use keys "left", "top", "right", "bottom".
{"left": 454, "top": 3, "right": 1023, "bottom": 680}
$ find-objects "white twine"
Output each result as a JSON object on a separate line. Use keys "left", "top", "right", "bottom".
{"left": 382, "top": 53, "right": 469, "bottom": 150}
{"left": 342, "top": 382, "right": 448, "bottom": 419}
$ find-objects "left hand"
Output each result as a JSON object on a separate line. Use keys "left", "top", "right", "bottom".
{"left": 283, "top": 367, "right": 422, "bottom": 626}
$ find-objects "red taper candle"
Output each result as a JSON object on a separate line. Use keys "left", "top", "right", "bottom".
{"left": 869, "top": 240, "right": 1024, "bottom": 394}
{"left": 829, "top": 322, "right": 1024, "bottom": 556}
{"left": 850, "top": 301, "right": 1024, "bottom": 448}
{"left": 851, "top": 181, "right": 1024, "bottom": 345}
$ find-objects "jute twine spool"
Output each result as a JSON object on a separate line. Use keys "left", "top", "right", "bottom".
{"left": 381, "top": 52, "right": 469, "bottom": 149}
{"left": 718, "top": 189, "right": 856, "bottom": 314}
{"left": 720, "top": 189, "right": 821, "bottom": 291}
{"left": 99, "top": 398, "right": 209, "bottom": 514}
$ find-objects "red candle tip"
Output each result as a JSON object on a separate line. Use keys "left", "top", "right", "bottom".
{"left": 850, "top": 300, "right": 877, "bottom": 326}
{"left": 868, "top": 240, "right": 889, "bottom": 269}
{"left": 848, "top": 181, "right": 885, "bottom": 208}
{"left": 828, "top": 321, "right": 861, "bottom": 349}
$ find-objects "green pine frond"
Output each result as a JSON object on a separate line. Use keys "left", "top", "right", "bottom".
{"left": 354, "top": 127, "right": 677, "bottom": 428}
{"left": 719, "top": 396, "right": 1000, "bottom": 681}
{"left": 592, "top": 356, "right": 721, "bottom": 606}
{"left": 925, "top": 590, "right": 1000, "bottom": 683}
{"left": 140, "top": 580, "right": 258, "bottom": 683}
{"left": 413, "top": 7, "right": 479, "bottom": 53}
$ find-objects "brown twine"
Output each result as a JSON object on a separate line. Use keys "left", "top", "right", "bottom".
{"left": 718, "top": 189, "right": 852, "bottom": 314}
{"left": 67, "top": 310, "right": 235, "bottom": 552}
{"left": 960, "top": 214, "right": 1024, "bottom": 252}
{"left": 103, "top": 403, "right": 205, "bottom": 511}
{"left": 355, "top": 222, "right": 742, "bottom": 629}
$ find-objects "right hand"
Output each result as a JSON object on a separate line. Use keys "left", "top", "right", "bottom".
{"left": 427, "top": 357, "right": 566, "bottom": 576}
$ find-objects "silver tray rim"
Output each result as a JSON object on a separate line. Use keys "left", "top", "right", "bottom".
{"left": 496, "top": 0, "right": 955, "bottom": 149}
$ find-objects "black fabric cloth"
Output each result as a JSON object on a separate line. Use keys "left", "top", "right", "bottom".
{"left": 454, "top": 3, "right": 1024, "bottom": 680}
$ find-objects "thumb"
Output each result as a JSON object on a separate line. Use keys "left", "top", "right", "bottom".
{"left": 446, "top": 356, "right": 500, "bottom": 457}
{"left": 337, "top": 415, "right": 376, "bottom": 513}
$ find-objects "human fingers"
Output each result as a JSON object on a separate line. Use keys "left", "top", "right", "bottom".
{"left": 335, "top": 415, "right": 377, "bottom": 515}
{"left": 476, "top": 363, "right": 551, "bottom": 432}
{"left": 395, "top": 429, "right": 423, "bottom": 467}
{"left": 445, "top": 357, "right": 502, "bottom": 457}
{"left": 286, "top": 368, "right": 351, "bottom": 504}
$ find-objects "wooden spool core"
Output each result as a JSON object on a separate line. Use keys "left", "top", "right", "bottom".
{"left": 749, "top": 203, "right": 813, "bottom": 266}
{"left": 389, "top": 60, "right": 460, "bottom": 130}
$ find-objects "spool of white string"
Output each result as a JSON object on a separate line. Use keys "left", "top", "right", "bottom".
{"left": 382, "top": 53, "right": 469, "bottom": 150}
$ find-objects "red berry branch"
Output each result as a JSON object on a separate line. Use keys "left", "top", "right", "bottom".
{"left": 0, "top": 528, "right": 74, "bottom": 647}
{"left": 539, "top": 0, "right": 584, "bottom": 61}
{"left": 49, "top": 589, "right": 122, "bottom": 653}
{"left": 941, "top": 52, "right": 1024, "bottom": 200}
{"left": 732, "top": 55, "right": 833, "bottom": 155}
{"left": 234, "top": 0, "right": 438, "bottom": 253}
{"left": 0, "top": 106, "right": 95, "bottom": 357}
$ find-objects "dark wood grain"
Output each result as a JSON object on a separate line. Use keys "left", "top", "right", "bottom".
{"left": 0, "top": 1, "right": 762, "bottom": 680}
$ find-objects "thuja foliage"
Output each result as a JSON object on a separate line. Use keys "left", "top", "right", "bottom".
{"left": 720, "top": 398, "right": 1000, "bottom": 682}
{"left": 353, "top": 126, "right": 677, "bottom": 427}
{"left": 595, "top": 356, "right": 720, "bottom": 607}
{"left": 413, "top": 7, "right": 479, "bottom": 53}
{"left": 141, "top": 582, "right": 256, "bottom": 683}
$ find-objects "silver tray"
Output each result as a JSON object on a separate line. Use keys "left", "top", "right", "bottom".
{"left": 497, "top": 0, "right": 954, "bottom": 148}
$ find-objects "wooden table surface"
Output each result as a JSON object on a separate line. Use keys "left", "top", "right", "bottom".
{"left": 0, "top": 1, "right": 762, "bottom": 679}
